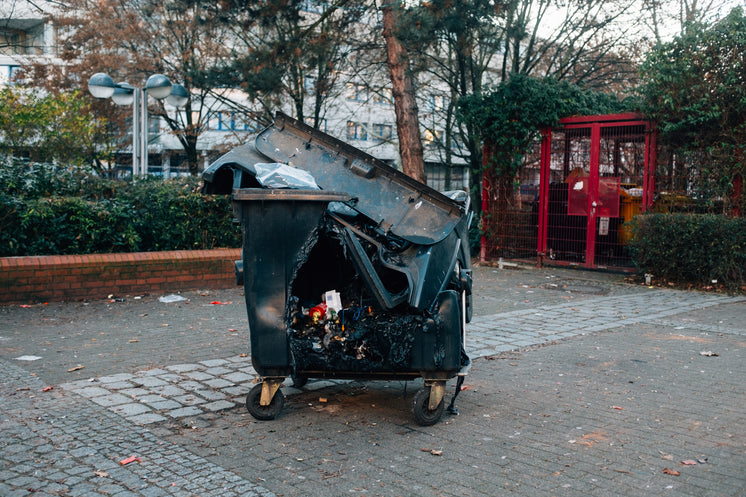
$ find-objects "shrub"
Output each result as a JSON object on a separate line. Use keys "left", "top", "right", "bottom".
{"left": 0, "top": 166, "right": 240, "bottom": 256}
{"left": 628, "top": 213, "right": 746, "bottom": 289}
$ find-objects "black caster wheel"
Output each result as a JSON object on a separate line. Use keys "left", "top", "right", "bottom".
{"left": 246, "top": 383, "right": 285, "bottom": 420}
{"left": 412, "top": 386, "right": 444, "bottom": 426}
{"left": 291, "top": 374, "right": 308, "bottom": 388}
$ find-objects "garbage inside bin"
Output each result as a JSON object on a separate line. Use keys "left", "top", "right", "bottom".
{"left": 202, "top": 112, "right": 473, "bottom": 425}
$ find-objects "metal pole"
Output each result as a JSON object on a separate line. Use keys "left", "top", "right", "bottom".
{"left": 141, "top": 89, "right": 148, "bottom": 176}
{"left": 132, "top": 89, "right": 140, "bottom": 177}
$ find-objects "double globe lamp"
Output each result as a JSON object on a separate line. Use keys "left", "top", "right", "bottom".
{"left": 88, "top": 72, "right": 189, "bottom": 176}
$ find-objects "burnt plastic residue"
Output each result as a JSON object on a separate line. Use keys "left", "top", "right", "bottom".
{"left": 288, "top": 305, "right": 419, "bottom": 372}
{"left": 285, "top": 213, "right": 423, "bottom": 373}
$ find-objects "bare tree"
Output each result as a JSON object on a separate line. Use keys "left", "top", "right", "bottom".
{"left": 220, "top": 0, "right": 366, "bottom": 129}
{"left": 641, "top": 0, "right": 732, "bottom": 43}
{"left": 28, "top": 0, "right": 254, "bottom": 175}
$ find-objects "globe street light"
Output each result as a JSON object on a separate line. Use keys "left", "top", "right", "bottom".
{"left": 88, "top": 72, "right": 189, "bottom": 177}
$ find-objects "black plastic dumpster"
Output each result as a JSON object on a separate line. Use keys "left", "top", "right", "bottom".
{"left": 203, "top": 112, "right": 473, "bottom": 425}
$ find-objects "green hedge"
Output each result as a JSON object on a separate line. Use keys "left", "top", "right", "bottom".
{"left": 628, "top": 213, "right": 746, "bottom": 289}
{"left": 0, "top": 162, "right": 240, "bottom": 256}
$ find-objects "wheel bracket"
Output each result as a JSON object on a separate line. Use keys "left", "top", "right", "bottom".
{"left": 427, "top": 381, "right": 446, "bottom": 411}
{"left": 260, "top": 378, "right": 284, "bottom": 406}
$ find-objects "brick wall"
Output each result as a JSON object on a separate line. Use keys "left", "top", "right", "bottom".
{"left": 0, "top": 249, "right": 242, "bottom": 304}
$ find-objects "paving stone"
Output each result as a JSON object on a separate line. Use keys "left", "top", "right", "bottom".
{"left": 150, "top": 385, "right": 186, "bottom": 397}
{"left": 172, "top": 394, "right": 207, "bottom": 406}
{"left": 133, "top": 377, "right": 170, "bottom": 388}
{"left": 222, "top": 385, "right": 250, "bottom": 396}
{"left": 139, "top": 394, "right": 169, "bottom": 405}
{"left": 74, "top": 386, "right": 113, "bottom": 398}
{"left": 202, "top": 400, "right": 236, "bottom": 412}
{"left": 89, "top": 393, "right": 132, "bottom": 407}
{"left": 97, "top": 373, "right": 135, "bottom": 384}
{"left": 199, "top": 359, "right": 229, "bottom": 367}
{"left": 194, "top": 389, "right": 226, "bottom": 401}
{"left": 222, "top": 372, "right": 253, "bottom": 383}
{"left": 127, "top": 413, "right": 168, "bottom": 425}
{"left": 166, "top": 364, "right": 203, "bottom": 373}
{"left": 110, "top": 403, "right": 152, "bottom": 416}
{"left": 185, "top": 371, "right": 214, "bottom": 381}
{"left": 176, "top": 380, "right": 205, "bottom": 390}
{"left": 119, "top": 387, "right": 151, "bottom": 397}
{"left": 103, "top": 381, "right": 136, "bottom": 390}
{"left": 203, "top": 378, "right": 233, "bottom": 388}
{"left": 166, "top": 406, "right": 204, "bottom": 418}
{"left": 146, "top": 399, "right": 182, "bottom": 410}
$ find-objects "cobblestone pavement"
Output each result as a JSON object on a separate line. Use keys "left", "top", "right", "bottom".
{"left": 2, "top": 265, "right": 745, "bottom": 496}
{"left": 1, "top": 359, "right": 275, "bottom": 497}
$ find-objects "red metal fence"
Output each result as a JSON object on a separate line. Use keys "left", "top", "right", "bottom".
{"left": 481, "top": 113, "right": 656, "bottom": 270}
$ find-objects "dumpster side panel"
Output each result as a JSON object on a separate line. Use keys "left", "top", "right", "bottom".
{"left": 238, "top": 197, "right": 335, "bottom": 377}
{"left": 411, "top": 290, "right": 462, "bottom": 373}
{"left": 406, "top": 230, "right": 461, "bottom": 310}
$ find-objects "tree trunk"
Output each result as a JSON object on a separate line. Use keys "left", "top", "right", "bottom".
{"left": 381, "top": 5, "right": 426, "bottom": 184}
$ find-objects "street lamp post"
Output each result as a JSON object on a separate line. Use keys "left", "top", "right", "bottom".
{"left": 88, "top": 72, "right": 189, "bottom": 177}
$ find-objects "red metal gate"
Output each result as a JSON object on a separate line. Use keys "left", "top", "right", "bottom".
{"left": 481, "top": 113, "right": 656, "bottom": 270}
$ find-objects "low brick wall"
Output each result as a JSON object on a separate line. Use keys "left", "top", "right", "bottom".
{"left": 0, "top": 249, "right": 242, "bottom": 304}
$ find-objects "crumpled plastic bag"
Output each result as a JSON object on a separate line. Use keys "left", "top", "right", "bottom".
{"left": 159, "top": 294, "right": 187, "bottom": 303}
{"left": 253, "top": 162, "right": 319, "bottom": 189}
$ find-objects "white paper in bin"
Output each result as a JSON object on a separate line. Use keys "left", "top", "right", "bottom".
{"left": 324, "top": 290, "right": 342, "bottom": 317}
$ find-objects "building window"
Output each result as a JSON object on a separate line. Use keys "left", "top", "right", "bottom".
{"left": 304, "top": 76, "right": 316, "bottom": 94}
{"left": 0, "top": 31, "right": 25, "bottom": 56}
{"left": 423, "top": 129, "right": 442, "bottom": 147}
{"left": 215, "top": 111, "right": 253, "bottom": 131}
{"left": 347, "top": 121, "right": 367, "bottom": 141}
{"left": 346, "top": 83, "right": 367, "bottom": 102}
{"left": 427, "top": 95, "right": 445, "bottom": 112}
{"left": 304, "top": 117, "right": 327, "bottom": 132}
{"left": 1, "top": 65, "right": 21, "bottom": 85}
{"left": 371, "top": 88, "right": 393, "bottom": 105}
{"left": 371, "top": 123, "right": 392, "bottom": 142}
{"left": 301, "top": 0, "right": 330, "bottom": 13}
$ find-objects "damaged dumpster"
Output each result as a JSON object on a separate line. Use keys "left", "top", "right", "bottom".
{"left": 202, "top": 112, "right": 473, "bottom": 426}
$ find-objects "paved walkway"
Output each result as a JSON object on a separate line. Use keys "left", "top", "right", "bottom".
{"left": 2, "top": 265, "right": 745, "bottom": 496}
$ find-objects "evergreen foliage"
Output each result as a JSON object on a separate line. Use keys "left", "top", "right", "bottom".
{"left": 638, "top": 7, "right": 746, "bottom": 214}
{"left": 629, "top": 213, "right": 746, "bottom": 289}
{"left": 457, "top": 74, "right": 631, "bottom": 178}
{"left": 0, "top": 162, "right": 240, "bottom": 256}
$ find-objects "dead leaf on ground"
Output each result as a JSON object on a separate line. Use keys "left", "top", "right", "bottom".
{"left": 576, "top": 432, "right": 607, "bottom": 447}
{"left": 681, "top": 460, "right": 698, "bottom": 465}
{"left": 420, "top": 448, "right": 443, "bottom": 456}
{"left": 94, "top": 470, "right": 109, "bottom": 478}
{"left": 119, "top": 455, "right": 141, "bottom": 465}
{"left": 662, "top": 468, "right": 680, "bottom": 476}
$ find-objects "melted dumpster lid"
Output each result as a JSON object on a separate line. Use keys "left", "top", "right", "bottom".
{"left": 254, "top": 113, "right": 464, "bottom": 245}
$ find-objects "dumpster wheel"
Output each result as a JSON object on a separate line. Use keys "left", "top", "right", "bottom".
{"left": 412, "top": 385, "right": 445, "bottom": 426}
{"left": 246, "top": 383, "right": 285, "bottom": 420}
{"left": 291, "top": 374, "right": 308, "bottom": 388}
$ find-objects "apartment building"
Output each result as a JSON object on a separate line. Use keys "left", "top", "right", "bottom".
{"left": 1, "top": 1, "right": 469, "bottom": 191}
